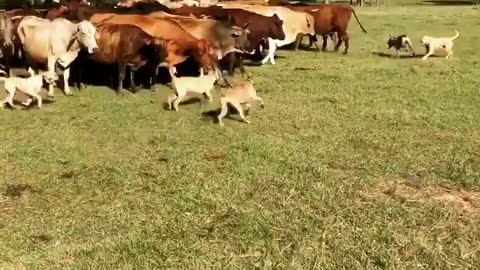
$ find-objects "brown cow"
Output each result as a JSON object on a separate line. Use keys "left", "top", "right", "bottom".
{"left": 88, "top": 14, "right": 217, "bottom": 72}
{"left": 74, "top": 23, "right": 168, "bottom": 95}
{"left": 172, "top": 5, "right": 285, "bottom": 74}
{"left": 283, "top": 4, "right": 367, "bottom": 54}
{"left": 148, "top": 11, "right": 250, "bottom": 61}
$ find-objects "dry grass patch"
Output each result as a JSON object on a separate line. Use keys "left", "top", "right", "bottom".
{"left": 366, "top": 178, "right": 480, "bottom": 213}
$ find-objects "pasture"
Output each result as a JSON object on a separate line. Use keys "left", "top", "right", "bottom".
{"left": 1, "top": 2, "right": 480, "bottom": 269}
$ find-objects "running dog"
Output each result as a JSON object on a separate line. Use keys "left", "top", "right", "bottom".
{"left": 387, "top": 34, "right": 415, "bottom": 57}
{"left": 0, "top": 69, "right": 58, "bottom": 109}
{"left": 421, "top": 30, "right": 459, "bottom": 60}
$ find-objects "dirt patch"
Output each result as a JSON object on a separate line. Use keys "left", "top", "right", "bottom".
{"left": 205, "top": 147, "right": 227, "bottom": 161}
{"left": 365, "top": 178, "right": 480, "bottom": 211}
{"left": 30, "top": 234, "right": 53, "bottom": 244}
{"left": 4, "top": 184, "right": 36, "bottom": 198}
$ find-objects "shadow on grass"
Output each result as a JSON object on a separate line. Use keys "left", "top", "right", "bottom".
{"left": 421, "top": 0, "right": 473, "bottom": 5}
{"left": 372, "top": 51, "right": 440, "bottom": 59}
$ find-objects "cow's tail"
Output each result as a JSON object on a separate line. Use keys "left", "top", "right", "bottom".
{"left": 350, "top": 7, "right": 367, "bottom": 34}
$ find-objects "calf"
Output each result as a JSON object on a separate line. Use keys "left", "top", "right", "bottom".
{"left": 75, "top": 23, "right": 168, "bottom": 95}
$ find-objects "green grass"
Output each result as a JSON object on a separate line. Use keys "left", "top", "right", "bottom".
{"left": 1, "top": 3, "right": 480, "bottom": 269}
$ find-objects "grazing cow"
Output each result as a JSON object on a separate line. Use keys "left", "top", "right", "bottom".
{"left": 148, "top": 11, "right": 250, "bottom": 60}
{"left": 217, "top": 3, "right": 315, "bottom": 65}
{"left": 17, "top": 16, "right": 99, "bottom": 97}
{"left": 74, "top": 24, "right": 168, "bottom": 95}
{"left": 88, "top": 14, "right": 217, "bottom": 72}
{"left": 282, "top": 4, "right": 367, "bottom": 54}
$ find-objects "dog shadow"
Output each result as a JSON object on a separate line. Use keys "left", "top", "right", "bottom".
{"left": 201, "top": 104, "right": 245, "bottom": 124}
{"left": 372, "top": 51, "right": 440, "bottom": 59}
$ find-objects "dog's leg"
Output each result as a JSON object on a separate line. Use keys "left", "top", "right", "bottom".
{"left": 172, "top": 91, "right": 185, "bottom": 112}
{"left": 230, "top": 100, "right": 250, "bottom": 124}
{"left": 242, "top": 103, "right": 252, "bottom": 116}
{"left": 422, "top": 47, "right": 434, "bottom": 60}
{"left": 167, "top": 93, "right": 177, "bottom": 111}
{"left": 22, "top": 98, "right": 33, "bottom": 107}
{"left": 253, "top": 95, "right": 265, "bottom": 109}
{"left": 217, "top": 98, "right": 229, "bottom": 126}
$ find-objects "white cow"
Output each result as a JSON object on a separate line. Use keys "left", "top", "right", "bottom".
{"left": 17, "top": 16, "right": 99, "bottom": 98}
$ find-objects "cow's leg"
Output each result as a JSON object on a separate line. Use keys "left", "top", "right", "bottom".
{"left": 117, "top": 63, "right": 126, "bottom": 95}
{"left": 62, "top": 67, "right": 73, "bottom": 95}
{"left": 261, "top": 39, "right": 276, "bottom": 65}
{"left": 227, "top": 53, "right": 236, "bottom": 76}
{"left": 334, "top": 33, "right": 344, "bottom": 53}
{"left": 322, "top": 35, "right": 328, "bottom": 52}
{"left": 47, "top": 55, "right": 57, "bottom": 98}
{"left": 293, "top": 33, "right": 303, "bottom": 51}
{"left": 239, "top": 56, "right": 247, "bottom": 75}
{"left": 342, "top": 33, "right": 350, "bottom": 54}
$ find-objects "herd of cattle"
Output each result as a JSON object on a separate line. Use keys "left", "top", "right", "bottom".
{"left": 0, "top": 0, "right": 367, "bottom": 117}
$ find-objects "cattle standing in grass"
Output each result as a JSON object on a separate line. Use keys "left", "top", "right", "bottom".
{"left": 45, "top": 0, "right": 172, "bottom": 21}
{"left": 0, "top": 13, "right": 14, "bottom": 76}
{"left": 0, "top": 9, "right": 49, "bottom": 77}
{"left": 149, "top": 11, "right": 250, "bottom": 61}
{"left": 88, "top": 14, "right": 218, "bottom": 73}
{"left": 283, "top": 4, "right": 367, "bottom": 54}
{"left": 17, "top": 16, "right": 99, "bottom": 98}
{"left": 74, "top": 24, "right": 168, "bottom": 95}
{"left": 173, "top": 5, "right": 285, "bottom": 73}
{"left": 217, "top": 3, "right": 315, "bottom": 65}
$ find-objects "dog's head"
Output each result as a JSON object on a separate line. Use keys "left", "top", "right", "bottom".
{"left": 41, "top": 72, "right": 59, "bottom": 86}
{"left": 387, "top": 35, "right": 398, "bottom": 49}
{"left": 421, "top": 36, "right": 432, "bottom": 45}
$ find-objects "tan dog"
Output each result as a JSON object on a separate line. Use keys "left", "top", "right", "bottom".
{"left": 0, "top": 69, "right": 58, "bottom": 109}
{"left": 421, "top": 30, "right": 459, "bottom": 60}
{"left": 218, "top": 74, "right": 264, "bottom": 126}
{"left": 167, "top": 67, "right": 218, "bottom": 112}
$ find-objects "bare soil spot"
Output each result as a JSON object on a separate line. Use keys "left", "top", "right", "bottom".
{"left": 4, "top": 184, "right": 35, "bottom": 198}
{"left": 30, "top": 234, "right": 53, "bottom": 244}
{"left": 366, "top": 178, "right": 480, "bottom": 212}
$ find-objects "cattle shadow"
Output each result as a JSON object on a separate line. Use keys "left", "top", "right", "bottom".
{"left": 420, "top": 0, "right": 473, "bottom": 5}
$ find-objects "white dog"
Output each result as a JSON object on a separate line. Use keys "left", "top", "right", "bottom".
{"left": 421, "top": 30, "right": 459, "bottom": 60}
{"left": 0, "top": 69, "right": 58, "bottom": 109}
{"left": 167, "top": 67, "right": 218, "bottom": 112}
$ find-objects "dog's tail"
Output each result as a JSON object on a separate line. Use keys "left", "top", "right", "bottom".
{"left": 451, "top": 30, "right": 459, "bottom": 40}
{"left": 0, "top": 70, "right": 8, "bottom": 80}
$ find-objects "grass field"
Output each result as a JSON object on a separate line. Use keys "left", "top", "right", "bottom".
{"left": 1, "top": 2, "right": 480, "bottom": 269}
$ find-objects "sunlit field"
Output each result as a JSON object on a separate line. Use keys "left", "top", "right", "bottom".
{"left": 1, "top": 1, "right": 479, "bottom": 269}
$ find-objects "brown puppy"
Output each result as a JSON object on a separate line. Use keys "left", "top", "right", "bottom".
{"left": 218, "top": 74, "right": 264, "bottom": 126}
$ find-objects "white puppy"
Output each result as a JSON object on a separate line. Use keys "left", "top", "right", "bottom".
{"left": 421, "top": 30, "right": 459, "bottom": 60}
{"left": 167, "top": 67, "right": 218, "bottom": 112}
{"left": 0, "top": 69, "right": 58, "bottom": 109}
{"left": 218, "top": 74, "right": 264, "bottom": 126}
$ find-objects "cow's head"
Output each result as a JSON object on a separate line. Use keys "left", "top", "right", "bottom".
{"left": 193, "top": 39, "right": 217, "bottom": 72}
{"left": 0, "top": 14, "right": 14, "bottom": 48}
{"left": 76, "top": 20, "right": 99, "bottom": 54}
{"left": 269, "top": 14, "right": 285, "bottom": 41}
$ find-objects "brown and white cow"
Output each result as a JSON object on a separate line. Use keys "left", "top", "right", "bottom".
{"left": 217, "top": 3, "right": 315, "bottom": 65}
{"left": 17, "top": 16, "right": 99, "bottom": 97}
